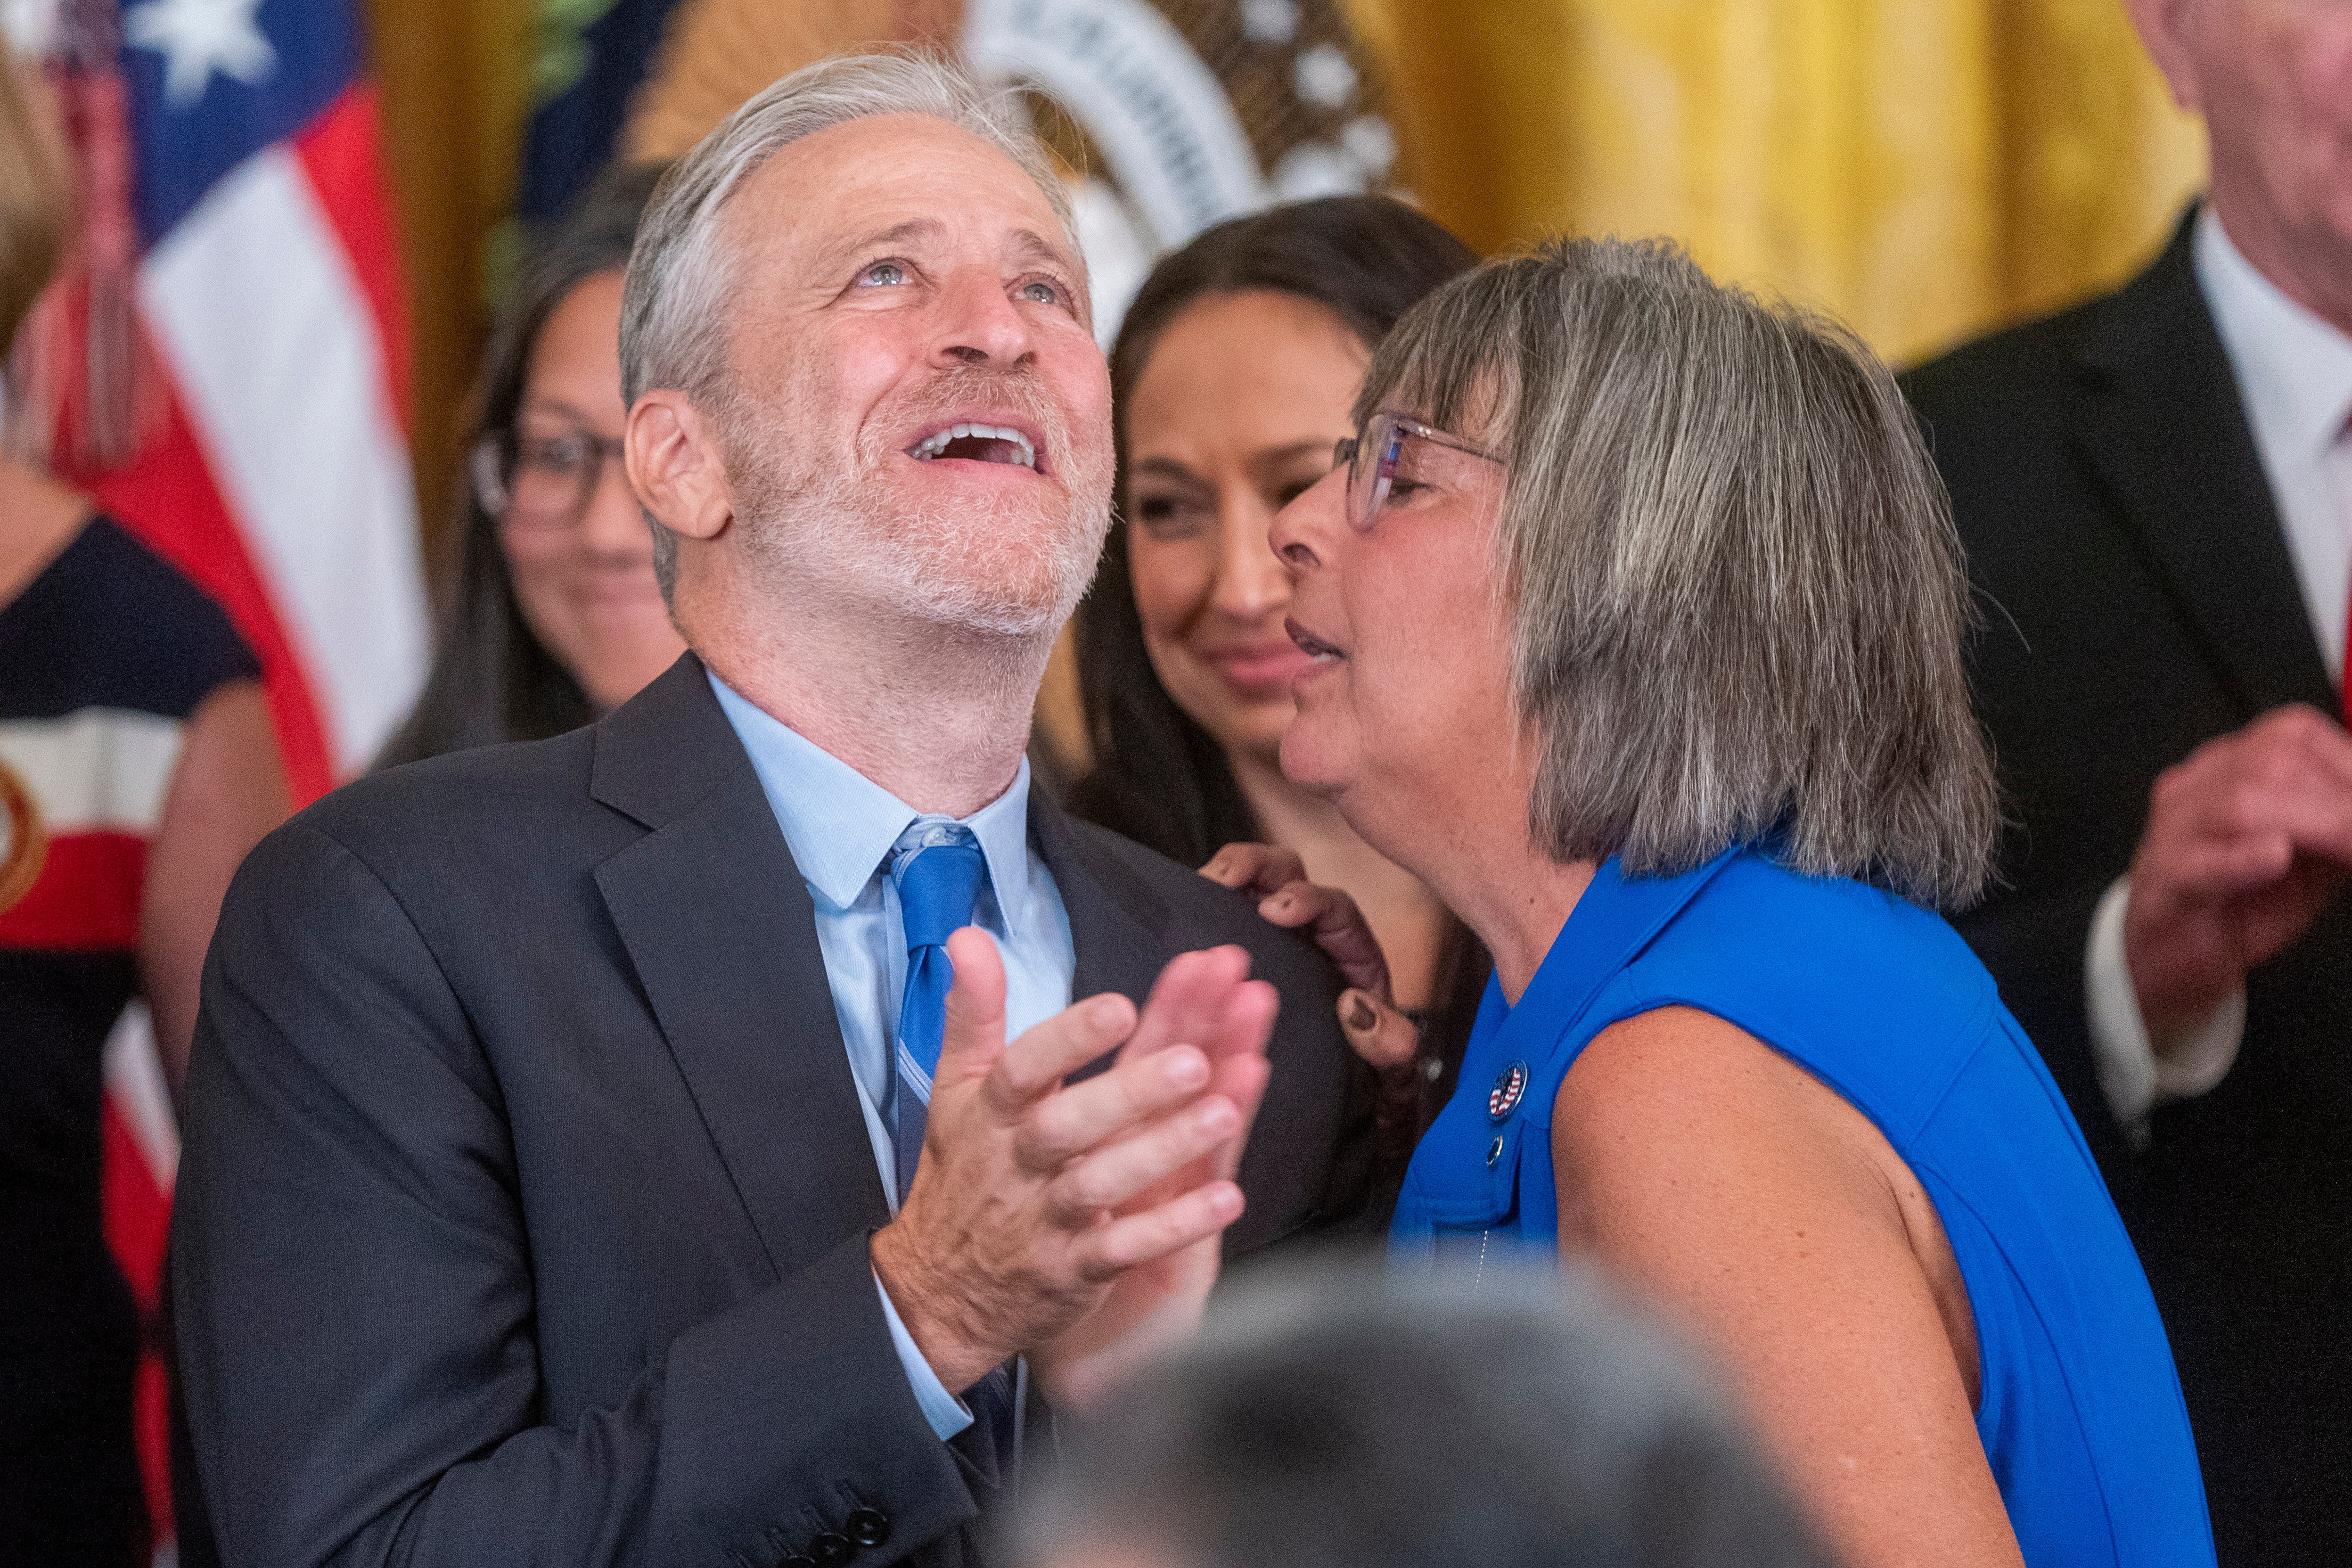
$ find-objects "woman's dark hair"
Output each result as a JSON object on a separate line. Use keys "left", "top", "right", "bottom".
{"left": 1068, "top": 195, "right": 1477, "bottom": 865}
{"left": 374, "top": 162, "right": 668, "bottom": 770}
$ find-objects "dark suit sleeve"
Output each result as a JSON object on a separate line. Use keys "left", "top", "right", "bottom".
{"left": 173, "top": 823, "right": 973, "bottom": 1568}
{"left": 1228, "top": 909, "right": 1384, "bottom": 1245}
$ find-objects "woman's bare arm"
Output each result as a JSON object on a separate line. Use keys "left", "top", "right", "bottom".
{"left": 140, "top": 678, "right": 291, "bottom": 1096}
{"left": 1553, "top": 1005, "right": 2021, "bottom": 1568}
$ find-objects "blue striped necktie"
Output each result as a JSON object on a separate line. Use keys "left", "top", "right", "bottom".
{"left": 889, "top": 821, "right": 986, "bottom": 1201}
{"left": 886, "top": 820, "right": 1020, "bottom": 1483}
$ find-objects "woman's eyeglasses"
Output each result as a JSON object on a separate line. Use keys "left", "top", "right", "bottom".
{"left": 471, "top": 429, "right": 628, "bottom": 530}
{"left": 1330, "top": 411, "right": 1503, "bottom": 532}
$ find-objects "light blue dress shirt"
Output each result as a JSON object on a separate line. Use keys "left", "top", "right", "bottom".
{"left": 709, "top": 672, "right": 1078, "bottom": 1441}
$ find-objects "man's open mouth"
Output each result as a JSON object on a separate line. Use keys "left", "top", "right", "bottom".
{"left": 907, "top": 423, "right": 1037, "bottom": 470}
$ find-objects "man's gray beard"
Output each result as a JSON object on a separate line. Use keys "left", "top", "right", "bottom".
{"left": 724, "top": 399, "right": 1111, "bottom": 640}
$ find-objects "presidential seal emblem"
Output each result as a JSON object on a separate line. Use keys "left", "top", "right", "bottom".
{"left": 1487, "top": 1059, "right": 1528, "bottom": 1122}
{"left": 623, "top": 0, "right": 1395, "bottom": 348}
{"left": 967, "top": 0, "right": 1397, "bottom": 341}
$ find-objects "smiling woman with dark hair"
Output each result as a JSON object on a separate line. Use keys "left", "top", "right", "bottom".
{"left": 1073, "top": 197, "right": 1485, "bottom": 1180}
{"left": 1253, "top": 236, "right": 2215, "bottom": 1568}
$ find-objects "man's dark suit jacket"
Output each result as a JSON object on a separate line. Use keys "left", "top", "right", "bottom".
{"left": 1903, "top": 212, "right": 2350, "bottom": 1565}
{"left": 171, "top": 653, "right": 1374, "bottom": 1568}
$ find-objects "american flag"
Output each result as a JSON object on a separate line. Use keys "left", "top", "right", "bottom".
{"left": 10, "top": 0, "right": 425, "bottom": 1554}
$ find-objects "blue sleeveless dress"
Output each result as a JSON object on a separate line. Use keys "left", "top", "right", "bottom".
{"left": 1392, "top": 847, "right": 2214, "bottom": 1567}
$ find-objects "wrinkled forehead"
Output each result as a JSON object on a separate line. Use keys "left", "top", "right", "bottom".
{"left": 718, "top": 111, "right": 1084, "bottom": 290}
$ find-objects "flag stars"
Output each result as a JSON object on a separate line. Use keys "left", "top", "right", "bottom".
{"left": 127, "top": 0, "right": 278, "bottom": 108}
{"left": 1293, "top": 44, "right": 1357, "bottom": 110}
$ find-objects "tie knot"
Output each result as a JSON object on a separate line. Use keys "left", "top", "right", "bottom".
{"left": 892, "top": 821, "right": 986, "bottom": 951}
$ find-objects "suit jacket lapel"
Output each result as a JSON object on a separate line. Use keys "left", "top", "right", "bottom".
{"left": 2067, "top": 210, "right": 2335, "bottom": 718}
{"left": 1030, "top": 794, "right": 1171, "bottom": 1073}
{"left": 590, "top": 654, "right": 889, "bottom": 1282}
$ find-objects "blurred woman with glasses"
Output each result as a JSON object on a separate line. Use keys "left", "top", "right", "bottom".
{"left": 375, "top": 165, "right": 683, "bottom": 768}
{"left": 1069, "top": 197, "right": 1481, "bottom": 1191}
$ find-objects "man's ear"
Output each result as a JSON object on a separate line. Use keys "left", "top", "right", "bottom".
{"left": 626, "top": 390, "right": 733, "bottom": 542}
{"left": 2121, "top": 0, "right": 2203, "bottom": 116}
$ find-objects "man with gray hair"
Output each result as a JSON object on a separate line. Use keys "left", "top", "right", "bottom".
{"left": 171, "top": 52, "right": 1370, "bottom": 1568}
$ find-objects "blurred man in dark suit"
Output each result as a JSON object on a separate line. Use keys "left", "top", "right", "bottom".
{"left": 1902, "top": 3, "right": 2352, "bottom": 1561}
{"left": 171, "top": 52, "right": 1371, "bottom": 1568}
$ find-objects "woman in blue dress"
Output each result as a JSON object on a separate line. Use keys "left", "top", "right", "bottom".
{"left": 1216, "top": 237, "right": 2215, "bottom": 1567}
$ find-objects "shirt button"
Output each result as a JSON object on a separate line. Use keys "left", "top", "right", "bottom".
{"left": 1486, "top": 1134, "right": 1505, "bottom": 1167}
{"left": 846, "top": 1509, "right": 890, "bottom": 1549}
{"left": 810, "top": 1533, "right": 855, "bottom": 1567}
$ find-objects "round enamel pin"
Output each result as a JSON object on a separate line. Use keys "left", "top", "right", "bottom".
{"left": 1488, "top": 1060, "right": 1529, "bottom": 1121}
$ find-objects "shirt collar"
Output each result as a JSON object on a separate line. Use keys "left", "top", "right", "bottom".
{"left": 2194, "top": 205, "right": 2352, "bottom": 463}
{"left": 707, "top": 670, "right": 1036, "bottom": 926}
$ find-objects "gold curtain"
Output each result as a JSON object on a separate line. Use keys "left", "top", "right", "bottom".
{"left": 363, "top": 0, "right": 532, "bottom": 559}
{"left": 1342, "top": 0, "right": 2205, "bottom": 366}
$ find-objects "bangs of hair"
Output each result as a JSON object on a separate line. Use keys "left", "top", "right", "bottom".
{"left": 1351, "top": 266, "right": 1526, "bottom": 451}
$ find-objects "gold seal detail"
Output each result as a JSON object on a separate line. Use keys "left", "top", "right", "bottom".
{"left": 0, "top": 755, "right": 46, "bottom": 916}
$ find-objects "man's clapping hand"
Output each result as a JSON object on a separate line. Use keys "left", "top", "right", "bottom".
{"left": 2126, "top": 703, "right": 2352, "bottom": 1046}
{"left": 868, "top": 930, "right": 1274, "bottom": 1404}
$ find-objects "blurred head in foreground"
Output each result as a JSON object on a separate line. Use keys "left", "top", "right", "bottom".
{"left": 1016, "top": 1260, "right": 1837, "bottom": 1568}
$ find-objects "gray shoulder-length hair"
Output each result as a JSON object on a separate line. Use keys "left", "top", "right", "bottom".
{"left": 1358, "top": 237, "right": 1997, "bottom": 909}
{"left": 619, "top": 49, "right": 1073, "bottom": 408}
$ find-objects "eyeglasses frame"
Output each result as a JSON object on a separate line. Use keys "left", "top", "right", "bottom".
{"left": 1330, "top": 411, "right": 1504, "bottom": 532}
{"left": 470, "top": 426, "right": 631, "bottom": 529}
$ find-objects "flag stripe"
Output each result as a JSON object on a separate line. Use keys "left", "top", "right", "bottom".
{"left": 102, "top": 1002, "right": 180, "bottom": 1202}
{"left": 81, "top": 367, "right": 338, "bottom": 803}
{"left": 84, "top": 11, "right": 415, "bottom": 1559}
{"left": 291, "top": 85, "right": 411, "bottom": 439}
{"left": 140, "top": 143, "right": 427, "bottom": 776}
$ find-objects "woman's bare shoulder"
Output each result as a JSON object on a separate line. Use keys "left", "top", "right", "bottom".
{"left": 1558, "top": 1006, "right": 1851, "bottom": 1138}
{"left": 1552, "top": 1006, "right": 1904, "bottom": 1247}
